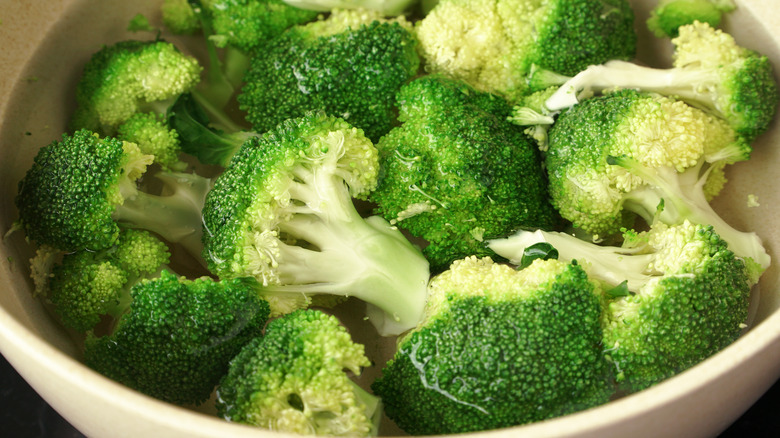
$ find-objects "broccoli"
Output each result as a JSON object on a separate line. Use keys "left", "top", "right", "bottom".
{"left": 47, "top": 229, "right": 170, "bottom": 332}
{"left": 216, "top": 309, "right": 380, "bottom": 436}
{"left": 414, "top": 0, "right": 637, "bottom": 100}
{"left": 201, "top": 111, "right": 430, "bottom": 336}
{"left": 369, "top": 75, "right": 559, "bottom": 271}
{"left": 543, "top": 21, "right": 779, "bottom": 142}
{"left": 489, "top": 220, "right": 755, "bottom": 392}
{"left": 83, "top": 270, "right": 270, "bottom": 406}
{"left": 238, "top": 8, "right": 420, "bottom": 142}
{"left": 116, "top": 111, "right": 186, "bottom": 171}
{"left": 647, "top": 0, "right": 735, "bottom": 38}
{"left": 14, "top": 130, "right": 211, "bottom": 258}
{"left": 280, "top": 0, "right": 416, "bottom": 15}
{"left": 70, "top": 40, "right": 202, "bottom": 135}
{"left": 537, "top": 88, "right": 769, "bottom": 271}
{"left": 372, "top": 256, "right": 613, "bottom": 434}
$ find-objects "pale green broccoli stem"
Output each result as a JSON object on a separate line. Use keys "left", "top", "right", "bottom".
{"left": 611, "top": 155, "right": 771, "bottom": 271}
{"left": 262, "top": 162, "right": 430, "bottom": 336}
{"left": 113, "top": 172, "right": 212, "bottom": 264}
{"left": 488, "top": 230, "right": 656, "bottom": 291}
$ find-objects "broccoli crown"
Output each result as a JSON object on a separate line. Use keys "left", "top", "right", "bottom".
{"left": 415, "top": 0, "right": 636, "bottom": 100}
{"left": 208, "top": 0, "right": 319, "bottom": 52}
{"left": 216, "top": 309, "right": 378, "bottom": 436}
{"left": 84, "top": 271, "right": 270, "bottom": 406}
{"left": 202, "top": 111, "right": 429, "bottom": 335}
{"left": 647, "top": 0, "right": 735, "bottom": 38}
{"left": 238, "top": 9, "right": 419, "bottom": 142}
{"left": 48, "top": 229, "right": 170, "bottom": 332}
{"left": 370, "top": 75, "right": 559, "bottom": 271}
{"left": 545, "top": 88, "right": 748, "bottom": 238}
{"left": 70, "top": 40, "right": 203, "bottom": 134}
{"left": 161, "top": 0, "right": 202, "bottom": 34}
{"left": 15, "top": 130, "right": 152, "bottom": 252}
{"left": 372, "top": 256, "right": 613, "bottom": 435}
{"left": 116, "top": 112, "right": 185, "bottom": 171}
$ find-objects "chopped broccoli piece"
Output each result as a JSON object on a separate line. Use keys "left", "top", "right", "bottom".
{"left": 201, "top": 111, "right": 430, "bottom": 336}
{"left": 116, "top": 112, "right": 186, "bottom": 171}
{"left": 544, "top": 21, "right": 779, "bottom": 142}
{"left": 161, "top": 0, "right": 204, "bottom": 34}
{"left": 280, "top": 0, "right": 416, "bottom": 15}
{"left": 370, "top": 75, "right": 559, "bottom": 270}
{"left": 372, "top": 256, "right": 613, "bottom": 434}
{"left": 84, "top": 270, "right": 270, "bottom": 405}
{"left": 15, "top": 130, "right": 211, "bottom": 258}
{"left": 489, "top": 221, "right": 755, "bottom": 392}
{"left": 216, "top": 309, "right": 380, "bottom": 436}
{"left": 415, "top": 0, "right": 636, "bottom": 100}
{"left": 647, "top": 0, "right": 735, "bottom": 38}
{"left": 238, "top": 9, "right": 420, "bottom": 142}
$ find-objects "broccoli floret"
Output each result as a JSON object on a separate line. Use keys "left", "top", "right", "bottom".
{"left": 372, "top": 256, "right": 613, "bottom": 434}
{"left": 116, "top": 112, "right": 186, "bottom": 171}
{"left": 370, "top": 75, "right": 559, "bottom": 271}
{"left": 201, "top": 112, "right": 430, "bottom": 336}
{"left": 647, "top": 0, "right": 735, "bottom": 38}
{"left": 70, "top": 40, "right": 203, "bottom": 135}
{"left": 161, "top": 0, "right": 205, "bottom": 34}
{"left": 489, "top": 220, "right": 755, "bottom": 392}
{"left": 238, "top": 8, "right": 420, "bottom": 142}
{"left": 15, "top": 130, "right": 211, "bottom": 258}
{"left": 47, "top": 229, "right": 171, "bottom": 332}
{"left": 544, "top": 21, "right": 779, "bottom": 142}
{"left": 415, "top": 0, "right": 636, "bottom": 100}
{"left": 539, "top": 89, "right": 769, "bottom": 271}
{"left": 83, "top": 270, "right": 270, "bottom": 405}
{"left": 216, "top": 309, "right": 380, "bottom": 436}
{"left": 280, "top": 0, "right": 416, "bottom": 15}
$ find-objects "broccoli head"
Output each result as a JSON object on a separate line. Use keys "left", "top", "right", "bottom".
{"left": 415, "top": 0, "right": 637, "bottom": 100}
{"left": 372, "top": 256, "right": 613, "bottom": 435}
{"left": 116, "top": 112, "right": 186, "bottom": 171}
{"left": 647, "top": 0, "right": 735, "bottom": 38}
{"left": 216, "top": 309, "right": 380, "bottom": 436}
{"left": 201, "top": 111, "right": 429, "bottom": 336}
{"left": 489, "top": 220, "right": 755, "bottom": 392}
{"left": 238, "top": 8, "right": 420, "bottom": 142}
{"left": 70, "top": 40, "right": 202, "bottom": 134}
{"left": 84, "top": 270, "right": 270, "bottom": 406}
{"left": 370, "top": 75, "right": 559, "bottom": 271}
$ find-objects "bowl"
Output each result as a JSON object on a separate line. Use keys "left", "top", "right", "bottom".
{"left": 2, "top": 0, "right": 780, "bottom": 436}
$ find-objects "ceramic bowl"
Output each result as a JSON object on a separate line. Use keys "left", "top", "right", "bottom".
{"left": 1, "top": 0, "right": 780, "bottom": 436}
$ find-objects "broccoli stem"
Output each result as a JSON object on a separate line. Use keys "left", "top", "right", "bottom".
{"left": 113, "top": 171, "right": 212, "bottom": 263}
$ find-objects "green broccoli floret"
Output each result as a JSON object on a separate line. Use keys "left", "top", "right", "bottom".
{"left": 14, "top": 130, "right": 211, "bottom": 258}
{"left": 83, "top": 270, "right": 270, "bottom": 405}
{"left": 372, "top": 256, "right": 613, "bottom": 435}
{"left": 47, "top": 229, "right": 170, "bottom": 332}
{"left": 539, "top": 88, "right": 769, "bottom": 271}
{"left": 370, "top": 75, "right": 559, "bottom": 271}
{"left": 116, "top": 112, "right": 186, "bottom": 171}
{"left": 489, "top": 220, "right": 755, "bottom": 392}
{"left": 415, "top": 0, "right": 636, "bottom": 100}
{"left": 161, "top": 0, "right": 205, "bottom": 34}
{"left": 238, "top": 8, "right": 420, "bottom": 142}
{"left": 543, "top": 21, "right": 779, "bottom": 142}
{"left": 647, "top": 0, "right": 735, "bottom": 38}
{"left": 216, "top": 309, "right": 380, "bottom": 436}
{"left": 280, "top": 0, "right": 416, "bottom": 15}
{"left": 201, "top": 112, "right": 430, "bottom": 336}
{"left": 70, "top": 40, "right": 203, "bottom": 135}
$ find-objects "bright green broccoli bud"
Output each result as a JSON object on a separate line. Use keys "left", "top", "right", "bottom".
{"left": 216, "top": 309, "right": 379, "bottom": 436}
{"left": 84, "top": 271, "right": 270, "bottom": 406}
{"left": 544, "top": 22, "right": 779, "bottom": 142}
{"left": 48, "top": 229, "right": 170, "bottom": 332}
{"left": 239, "top": 9, "right": 420, "bottom": 142}
{"left": 202, "top": 112, "right": 429, "bottom": 335}
{"left": 70, "top": 40, "right": 203, "bottom": 135}
{"left": 161, "top": 0, "right": 203, "bottom": 34}
{"left": 415, "top": 0, "right": 636, "bottom": 101}
{"left": 15, "top": 130, "right": 212, "bottom": 258}
{"left": 489, "top": 221, "right": 754, "bottom": 392}
{"left": 647, "top": 0, "right": 735, "bottom": 38}
{"left": 370, "top": 75, "right": 559, "bottom": 271}
{"left": 116, "top": 112, "right": 186, "bottom": 171}
{"left": 372, "top": 256, "right": 613, "bottom": 434}
{"left": 281, "top": 0, "right": 415, "bottom": 15}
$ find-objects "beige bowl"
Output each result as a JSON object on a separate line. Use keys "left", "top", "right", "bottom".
{"left": 2, "top": 0, "right": 780, "bottom": 436}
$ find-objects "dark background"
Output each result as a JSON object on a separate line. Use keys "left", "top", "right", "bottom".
{"left": 1, "top": 353, "right": 778, "bottom": 437}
